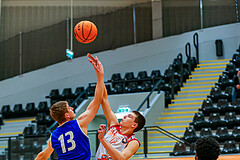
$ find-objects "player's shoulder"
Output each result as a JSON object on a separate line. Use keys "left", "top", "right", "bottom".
{"left": 128, "top": 135, "right": 140, "bottom": 147}
{"left": 108, "top": 124, "right": 121, "bottom": 130}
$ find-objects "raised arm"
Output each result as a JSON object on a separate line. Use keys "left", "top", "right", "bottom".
{"left": 98, "top": 124, "right": 139, "bottom": 160}
{"left": 35, "top": 139, "right": 54, "bottom": 160}
{"left": 102, "top": 84, "right": 119, "bottom": 128}
{"left": 77, "top": 53, "right": 104, "bottom": 134}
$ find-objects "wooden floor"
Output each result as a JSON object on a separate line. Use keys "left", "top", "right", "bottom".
{"left": 144, "top": 155, "right": 240, "bottom": 160}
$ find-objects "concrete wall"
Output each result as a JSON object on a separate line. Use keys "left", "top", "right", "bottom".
{"left": 0, "top": 23, "right": 239, "bottom": 109}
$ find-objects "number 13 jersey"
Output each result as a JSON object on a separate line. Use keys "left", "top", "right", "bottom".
{"left": 51, "top": 120, "right": 91, "bottom": 160}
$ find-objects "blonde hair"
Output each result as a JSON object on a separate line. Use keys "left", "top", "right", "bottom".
{"left": 50, "top": 101, "right": 68, "bottom": 124}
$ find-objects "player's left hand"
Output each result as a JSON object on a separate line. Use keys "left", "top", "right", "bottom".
{"left": 98, "top": 124, "right": 106, "bottom": 140}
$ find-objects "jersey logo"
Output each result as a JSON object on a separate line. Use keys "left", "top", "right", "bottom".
{"left": 121, "top": 137, "right": 128, "bottom": 144}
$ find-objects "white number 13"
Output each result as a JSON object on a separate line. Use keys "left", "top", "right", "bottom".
{"left": 58, "top": 131, "right": 76, "bottom": 153}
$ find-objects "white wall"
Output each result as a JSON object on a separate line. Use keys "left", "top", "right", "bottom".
{"left": 0, "top": 23, "right": 240, "bottom": 108}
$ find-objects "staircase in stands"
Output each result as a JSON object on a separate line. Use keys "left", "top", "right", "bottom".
{"left": 132, "top": 59, "right": 231, "bottom": 159}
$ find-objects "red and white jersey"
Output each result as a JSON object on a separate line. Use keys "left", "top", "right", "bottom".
{"left": 95, "top": 125, "right": 140, "bottom": 160}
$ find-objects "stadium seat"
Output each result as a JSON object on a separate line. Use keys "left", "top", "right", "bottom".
{"left": 183, "top": 127, "right": 198, "bottom": 143}
{"left": 208, "top": 113, "right": 226, "bottom": 129}
{"left": 36, "top": 125, "right": 47, "bottom": 135}
{"left": 110, "top": 73, "right": 123, "bottom": 82}
{"left": 164, "top": 91, "right": 172, "bottom": 107}
{"left": 151, "top": 70, "right": 162, "bottom": 85}
{"left": 137, "top": 71, "right": 151, "bottom": 82}
{"left": 164, "top": 67, "right": 180, "bottom": 82}
{"left": 11, "top": 139, "right": 22, "bottom": 155}
{"left": 224, "top": 62, "right": 237, "bottom": 78}
{"left": 61, "top": 88, "right": 74, "bottom": 99}
{"left": 231, "top": 98, "right": 240, "bottom": 107}
{"left": 215, "top": 127, "right": 230, "bottom": 142}
{"left": 159, "top": 82, "right": 171, "bottom": 92}
{"left": 190, "top": 142, "right": 196, "bottom": 155}
{"left": 140, "top": 81, "right": 152, "bottom": 91}
{"left": 22, "top": 124, "right": 35, "bottom": 137}
{"left": 216, "top": 74, "right": 233, "bottom": 90}
{"left": 232, "top": 126, "right": 240, "bottom": 141}
{"left": 172, "top": 57, "right": 182, "bottom": 72}
{"left": 200, "top": 128, "right": 213, "bottom": 138}
{"left": 124, "top": 72, "right": 136, "bottom": 81}
{"left": 73, "top": 98, "right": 84, "bottom": 108}
{"left": 74, "top": 87, "right": 85, "bottom": 98}
{"left": 1, "top": 105, "right": 12, "bottom": 119}
{"left": 201, "top": 99, "right": 219, "bottom": 116}
{"left": 125, "top": 82, "right": 139, "bottom": 93}
{"left": 124, "top": 72, "right": 137, "bottom": 88}
{"left": 86, "top": 85, "right": 96, "bottom": 96}
{"left": 217, "top": 99, "right": 233, "bottom": 114}
{"left": 22, "top": 138, "right": 34, "bottom": 152}
{"left": 36, "top": 113, "right": 47, "bottom": 125}
{"left": 0, "top": 114, "right": 3, "bottom": 125}
{"left": 231, "top": 99, "right": 240, "bottom": 114}
{"left": 50, "top": 99, "right": 58, "bottom": 106}
{"left": 12, "top": 104, "right": 24, "bottom": 118}
{"left": 186, "top": 57, "right": 197, "bottom": 72}
{"left": 192, "top": 112, "right": 209, "bottom": 130}
{"left": 112, "top": 83, "right": 124, "bottom": 94}
{"left": 171, "top": 142, "right": 187, "bottom": 156}
{"left": 37, "top": 101, "right": 49, "bottom": 114}
{"left": 182, "top": 67, "right": 190, "bottom": 82}
{"left": 173, "top": 79, "right": 181, "bottom": 94}
{"left": 66, "top": 99, "right": 74, "bottom": 105}
{"left": 208, "top": 86, "right": 230, "bottom": 103}
{"left": 137, "top": 71, "right": 152, "bottom": 91}
{"left": 222, "top": 140, "right": 239, "bottom": 154}
{"left": 224, "top": 112, "right": 239, "bottom": 129}
{"left": 47, "top": 115, "right": 55, "bottom": 127}
{"left": 25, "top": 102, "right": 37, "bottom": 117}
{"left": 225, "top": 86, "right": 234, "bottom": 102}
{"left": 105, "top": 84, "right": 113, "bottom": 95}
{"left": 46, "top": 89, "right": 62, "bottom": 100}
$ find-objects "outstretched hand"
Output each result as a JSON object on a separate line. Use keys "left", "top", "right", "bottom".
{"left": 87, "top": 53, "right": 104, "bottom": 76}
{"left": 98, "top": 124, "right": 106, "bottom": 140}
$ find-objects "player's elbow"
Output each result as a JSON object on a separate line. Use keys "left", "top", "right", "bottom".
{"left": 115, "top": 156, "right": 126, "bottom": 160}
{"left": 35, "top": 152, "right": 48, "bottom": 160}
{"left": 102, "top": 97, "right": 108, "bottom": 104}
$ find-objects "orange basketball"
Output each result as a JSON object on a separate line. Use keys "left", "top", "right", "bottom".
{"left": 74, "top": 21, "right": 98, "bottom": 44}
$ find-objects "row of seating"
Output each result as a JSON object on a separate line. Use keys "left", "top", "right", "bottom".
{"left": 21, "top": 123, "right": 51, "bottom": 137}
{"left": 192, "top": 112, "right": 240, "bottom": 130}
{"left": 171, "top": 140, "right": 240, "bottom": 156}
{"left": 10, "top": 136, "right": 48, "bottom": 159}
{"left": 183, "top": 126, "right": 240, "bottom": 143}
{"left": 46, "top": 87, "right": 85, "bottom": 102}
{"left": 1, "top": 102, "right": 49, "bottom": 119}
{"left": 201, "top": 98, "right": 240, "bottom": 116}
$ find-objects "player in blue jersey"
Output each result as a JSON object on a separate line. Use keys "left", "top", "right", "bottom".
{"left": 35, "top": 53, "right": 104, "bottom": 160}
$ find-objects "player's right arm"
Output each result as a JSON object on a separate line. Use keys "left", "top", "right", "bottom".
{"left": 35, "top": 139, "right": 54, "bottom": 160}
{"left": 77, "top": 53, "right": 104, "bottom": 134}
{"left": 102, "top": 84, "right": 119, "bottom": 128}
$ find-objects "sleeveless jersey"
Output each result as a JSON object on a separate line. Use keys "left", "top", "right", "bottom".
{"left": 95, "top": 125, "right": 140, "bottom": 160}
{"left": 51, "top": 120, "right": 91, "bottom": 160}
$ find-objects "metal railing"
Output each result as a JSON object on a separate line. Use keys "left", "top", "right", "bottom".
{"left": 142, "top": 126, "right": 191, "bottom": 157}
{"left": 194, "top": 33, "right": 199, "bottom": 64}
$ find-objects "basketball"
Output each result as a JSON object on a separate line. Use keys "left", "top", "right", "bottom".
{"left": 74, "top": 21, "right": 98, "bottom": 44}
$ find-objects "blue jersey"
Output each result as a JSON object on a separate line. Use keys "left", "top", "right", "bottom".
{"left": 51, "top": 120, "right": 91, "bottom": 160}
